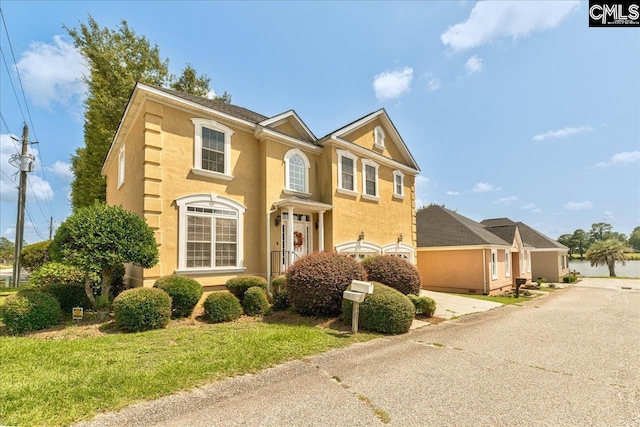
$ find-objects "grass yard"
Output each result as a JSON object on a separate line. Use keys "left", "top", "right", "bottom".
{"left": 451, "top": 293, "right": 535, "bottom": 305}
{"left": 0, "top": 314, "right": 380, "bottom": 427}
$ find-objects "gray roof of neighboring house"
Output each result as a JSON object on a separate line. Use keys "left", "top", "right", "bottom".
{"left": 481, "top": 218, "right": 568, "bottom": 250}
{"left": 416, "top": 205, "right": 511, "bottom": 247}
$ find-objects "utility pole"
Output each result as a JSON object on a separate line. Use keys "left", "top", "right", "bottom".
{"left": 49, "top": 216, "right": 54, "bottom": 240}
{"left": 11, "top": 124, "right": 33, "bottom": 287}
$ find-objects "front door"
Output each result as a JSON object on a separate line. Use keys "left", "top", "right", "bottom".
{"left": 282, "top": 214, "right": 312, "bottom": 266}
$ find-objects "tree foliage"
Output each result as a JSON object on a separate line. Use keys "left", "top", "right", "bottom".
{"left": 170, "top": 63, "right": 211, "bottom": 97}
{"left": 589, "top": 223, "right": 613, "bottom": 243}
{"left": 629, "top": 226, "right": 640, "bottom": 252}
{"left": 0, "top": 237, "right": 14, "bottom": 263}
{"left": 50, "top": 203, "right": 158, "bottom": 305}
{"left": 586, "top": 239, "right": 629, "bottom": 277}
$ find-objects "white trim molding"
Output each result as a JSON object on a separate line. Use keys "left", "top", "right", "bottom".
{"left": 117, "top": 144, "right": 125, "bottom": 189}
{"left": 361, "top": 158, "right": 380, "bottom": 200}
{"left": 284, "top": 148, "right": 311, "bottom": 196}
{"left": 336, "top": 149, "right": 358, "bottom": 194}
{"left": 491, "top": 249, "right": 498, "bottom": 280}
{"left": 381, "top": 242, "right": 415, "bottom": 264}
{"left": 392, "top": 169, "right": 405, "bottom": 199}
{"left": 374, "top": 125, "right": 385, "bottom": 151}
{"left": 191, "top": 118, "right": 235, "bottom": 180}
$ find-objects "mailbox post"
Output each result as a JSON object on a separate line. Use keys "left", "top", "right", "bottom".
{"left": 343, "top": 280, "right": 374, "bottom": 333}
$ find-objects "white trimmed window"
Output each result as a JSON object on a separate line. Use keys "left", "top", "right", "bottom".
{"left": 117, "top": 145, "right": 125, "bottom": 188}
{"left": 505, "top": 249, "right": 511, "bottom": 278}
{"left": 491, "top": 249, "right": 498, "bottom": 280}
{"left": 520, "top": 251, "right": 525, "bottom": 275}
{"left": 284, "top": 149, "right": 310, "bottom": 196}
{"left": 337, "top": 149, "right": 358, "bottom": 195}
{"left": 361, "top": 159, "right": 379, "bottom": 200}
{"left": 176, "top": 194, "right": 246, "bottom": 273}
{"left": 191, "top": 118, "right": 234, "bottom": 181}
{"left": 393, "top": 170, "right": 404, "bottom": 198}
{"left": 526, "top": 250, "right": 531, "bottom": 273}
{"left": 374, "top": 126, "right": 385, "bottom": 150}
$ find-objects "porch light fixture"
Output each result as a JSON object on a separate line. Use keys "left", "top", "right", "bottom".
{"left": 275, "top": 215, "right": 281, "bottom": 227}
{"left": 398, "top": 233, "right": 403, "bottom": 243}
{"left": 358, "top": 230, "right": 365, "bottom": 241}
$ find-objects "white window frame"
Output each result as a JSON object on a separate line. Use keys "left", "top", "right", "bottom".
{"left": 283, "top": 148, "right": 311, "bottom": 197}
{"left": 191, "top": 118, "right": 234, "bottom": 181}
{"left": 361, "top": 158, "right": 380, "bottom": 201}
{"left": 374, "top": 126, "right": 385, "bottom": 150}
{"left": 491, "top": 249, "right": 498, "bottom": 280}
{"left": 117, "top": 145, "right": 125, "bottom": 189}
{"left": 520, "top": 251, "right": 525, "bottom": 275}
{"left": 336, "top": 149, "right": 358, "bottom": 196}
{"left": 505, "top": 249, "right": 511, "bottom": 278}
{"left": 175, "top": 193, "right": 246, "bottom": 274}
{"left": 392, "top": 170, "right": 405, "bottom": 199}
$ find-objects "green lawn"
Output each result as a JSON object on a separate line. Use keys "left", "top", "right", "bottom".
{"left": 450, "top": 293, "right": 534, "bottom": 305}
{"left": 0, "top": 315, "right": 380, "bottom": 426}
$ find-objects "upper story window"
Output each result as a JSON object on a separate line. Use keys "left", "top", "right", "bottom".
{"left": 393, "top": 170, "right": 404, "bottom": 199}
{"left": 191, "top": 118, "right": 234, "bottom": 181}
{"left": 117, "top": 145, "right": 125, "bottom": 188}
{"left": 361, "top": 159, "right": 379, "bottom": 200}
{"left": 337, "top": 149, "right": 358, "bottom": 195}
{"left": 491, "top": 249, "right": 498, "bottom": 280}
{"left": 284, "top": 149, "right": 310, "bottom": 196}
{"left": 374, "top": 126, "right": 385, "bottom": 150}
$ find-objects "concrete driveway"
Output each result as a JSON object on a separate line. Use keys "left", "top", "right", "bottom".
{"left": 420, "top": 289, "right": 503, "bottom": 319}
{"left": 76, "top": 279, "right": 640, "bottom": 427}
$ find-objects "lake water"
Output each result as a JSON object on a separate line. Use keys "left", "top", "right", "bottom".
{"left": 569, "top": 260, "right": 640, "bottom": 278}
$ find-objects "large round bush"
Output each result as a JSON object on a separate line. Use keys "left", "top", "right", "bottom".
{"left": 29, "top": 262, "right": 85, "bottom": 287}
{"left": 2, "top": 291, "right": 61, "bottom": 334}
{"left": 361, "top": 255, "right": 421, "bottom": 295}
{"left": 41, "top": 283, "right": 93, "bottom": 313}
{"left": 225, "top": 276, "right": 267, "bottom": 302}
{"left": 407, "top": 294, "right": 436, "bottom": 317}
{"left": 154, "top": 275, "right": 203, "bottom": 318}
{"left": 243, "top": 286, "right": 270, "bottom": 316}
{"left": 19, "top": 240, "right": 51, "bottom": 272}
{"left": 287, "top": 251, "right": 366, "bottom": 316}
{"left": 113, "top": 288, "right": 171, "bottom": 332}
{"left": 342, "top": 282, "right": 415, "bottom": 334}
{"left": 203, "top": 291, "right": 243, "bottom": 323}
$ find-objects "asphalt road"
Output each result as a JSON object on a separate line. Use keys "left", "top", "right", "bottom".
{"left": 77, "top": 279, "right": 640, "bottom": 427}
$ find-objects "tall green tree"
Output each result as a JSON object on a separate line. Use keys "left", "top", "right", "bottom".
{"left": 0, "top": 237, "right": 14, "bottom": 263}
{"left": 586, "top": 239, "right": 628, "bottom": 277}
{"left": 589, "top": 223, "right": 613, "bottom": 243}
{"left": 557, "top": 234, "right": 575, "bottom": 256}
{"left": 170, "top": 63, "right": 211, "bottom": 97}
{"left": 571, "top": 229, "right": 590, "bottom": 260}
{"left": 629, "top": 226, "right": 640, "bottom": 252}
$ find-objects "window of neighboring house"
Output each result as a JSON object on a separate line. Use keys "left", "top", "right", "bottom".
{"left": 337, "top": 149, "right": 358, "bottom": 194}
{"left": 117, "top": 145, "right": 125, "bottom": 188}
{"left": 374, "top": 126, "right": 385, "bottom": 150}
{"left": 491, "top": 249, "right": 498, "bottom": 280}
{"left": 361, "top": 159, "right": 379, "bottom": 200}
{"left": 526, "top": 250, "right": 531, "bottom": 273}
{"left": 284, "top": 149, "right": 310, "bottom": 196}
{"left": 176, "top": 194, "right": 246, "bottom": 273}
{"left": 393, "top": 170, "right": 404, "bottom": 198}
{"left": 520, "top": 251, "right": 525, "bottom": 275}
{"left": 505, "top": 249, "right": 511, "bottom": 278}
{"left": 191, "top": 118, "right": 234, "bottom": 180}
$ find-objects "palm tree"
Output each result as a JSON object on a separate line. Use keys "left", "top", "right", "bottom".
{"left": 586, "top": 239, "right": 628, "bottom": 277}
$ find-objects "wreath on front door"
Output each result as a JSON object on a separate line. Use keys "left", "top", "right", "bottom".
{"left": 293, "top": 231, "right": 304, "bottom": 249}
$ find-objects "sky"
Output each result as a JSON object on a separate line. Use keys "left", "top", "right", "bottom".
{"left": 0, "top": 1, "right": 638, "bottom": 245}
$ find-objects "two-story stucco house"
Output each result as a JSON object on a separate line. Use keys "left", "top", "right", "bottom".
{"left": 102, "top": 83, "right": 420, "bottom": 289}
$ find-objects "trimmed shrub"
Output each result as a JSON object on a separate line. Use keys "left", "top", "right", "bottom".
{"left": 271, "top": 276, "right": 289, "bottom": 311}
{"left": 154, "top": 275, "right": 203, "bottom": 318}
{"left": 225, "top": 276, "right": 267, "bottom": 302}
{"left": 361, "top": 255, "right": 421, "bottom": 295}
{"left": 407, "top": 294, "right": 436, "bottom": 317}
{"left": 203, "top": 291, "right": 243, "bottom": 323}
{"left": 2, "top": 291, "right": 61, "bottom": 334}
{"left": 30, "top": 262, "right": 85, "bottom": 287}
{"left": 41, "top": 283, "right": 92, "bottom": 313}
{"left": 19, "top": 240, "right": 52, "bottom": 272}
{"left": 287, "top": 251, "right": 366, "bottom": 317}
{"left": 562, "top": 276, "right": 571, "bottom": 283}
{"left": 243, "top": 286, "right": 270, "bottom": 316}
{"left": 113, "top": 288, "right": 171, "bottom": 332}
{"left": 342, "top": 282, "right": 415, "bottom": 334}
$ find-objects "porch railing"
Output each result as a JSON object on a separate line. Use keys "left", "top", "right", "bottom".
{"left": 270, "top": 250, "right": 299, "bottom": 280}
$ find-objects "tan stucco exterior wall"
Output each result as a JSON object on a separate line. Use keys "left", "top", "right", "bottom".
{"left": 342, "top": 118, "right": 405, "bottom": 163}
{"left": 531, "top": 251, "right": 568, "bottom": 282}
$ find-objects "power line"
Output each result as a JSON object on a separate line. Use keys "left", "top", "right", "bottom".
{"left": 25, "top": 203, "right": 45, "bottom": 241}
{"left": 1, "top": 168, "right": 17, "bottom": 183}
{"left": 26, "top": 174, "right": 49, "bottom": 223}
{"left": 0, "top": 48, "right": 26, "bottom": 124}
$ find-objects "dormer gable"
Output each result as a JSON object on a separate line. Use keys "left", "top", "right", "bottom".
{"left": 259, "top": 110, "right": 316, "bottom": 143}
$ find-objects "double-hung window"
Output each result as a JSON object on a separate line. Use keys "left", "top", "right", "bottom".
{"left": 191, "top": 118, "right": 234, "bottom": 181}
{"left": 117, "top": 145, "right": 125, "bottom": 188}
{"left": 393, "top": 170, "right": 404, "bottom": 198}
{"left": 337, "top": 149, "right": 358, "bottom": 195}
{"left": 283, "top": 148, "right": 310, "bottom": 196}
{"left": 491, "top": 249, "right": 498, "bottom": 280}
{"left": 361, "top": 159, "right": 379, "bottom": 200}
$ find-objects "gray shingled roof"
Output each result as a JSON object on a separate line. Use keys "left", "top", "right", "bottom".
{"left": 416, "top": 205, "right": 510, "bottom": 247}
{"left": 481, "top": 218, "right": 567, "bottom": 250}
{"left": 149, "top": 85, "right": 269, "bottom": 123}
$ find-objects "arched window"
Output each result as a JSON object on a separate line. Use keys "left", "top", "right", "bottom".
{"left": 284, "top": 149, "right": 310, "bottom": 195}
{"left": 374, "top": 126, "right": 385, "bottom": 149}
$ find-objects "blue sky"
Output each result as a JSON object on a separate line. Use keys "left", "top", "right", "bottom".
{"left": 1, "top": 1, "right": 638, "bottom": 244}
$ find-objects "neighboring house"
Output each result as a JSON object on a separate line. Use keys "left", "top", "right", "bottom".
{"left": 415, "top": 205, "right": 515, "bottom": 295}
{"left": 102, "top": 83, "right": 420, "bottom": 288}
{"left": 481, "top": 218, "right": 569, "bottom": 282}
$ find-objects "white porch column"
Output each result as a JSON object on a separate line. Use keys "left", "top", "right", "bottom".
{"left": 318, "top": 211, "right": 325, "bottom": 251}
{"left": 287, "top": 206, "right": 294, "bottom": 264}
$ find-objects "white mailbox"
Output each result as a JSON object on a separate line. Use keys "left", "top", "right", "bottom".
{"left": 350, "top": 280, "right": 374, "bottom": 294}
{"left": 343, "top": 290, "right": 366, "bottom": 303}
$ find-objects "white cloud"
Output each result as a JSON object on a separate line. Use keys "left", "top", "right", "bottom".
{"left": 532, "top": 208, "right": 542, "bottom": 213}
{"left": 472, "top": 182, "right": 500, "bottom": 193}
{"left": 446, "top": 190, "right": 460, "bottom": 196}
{"left": 427, "top": 78, "right": 441, "bottom": 91}
{"left": 494, "top": 196, "right": 518, "bottom": 205}
{"left": 46, "top": 160, "right": 74, "bottom": 181}
{"left": 372, "top": 67, "right": 413, "bottom": 102}
{"left": 522, "top": 203, "right": 536, "bottom": 210}
{"left": 465, "top": 55, "right": 483, "bottom": 73}
{"left": 564, "top": 201, "right": 593, "bottom": 211}
{"left": 16, "top": 35, "right": 87, "bottom": 110}
{"left": 593, "top": 151, "right": 640, "bottom": 168}
{"left": 415, "top": 175, "right": 430, "bottom": 186}
{"left": 441, "top": 1, "right": 580, "bottom": 51}
{"left": 532, "top": 126, "right": 592, "bottom": 141}
{"left": 603, "top": 211, "right": 614, "bottom": 220}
